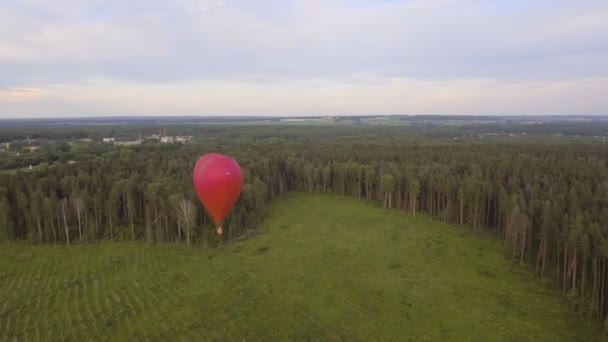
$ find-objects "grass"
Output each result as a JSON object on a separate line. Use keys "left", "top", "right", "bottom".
{"left": 0, "top": 193, "right": 604, "bottom": 341}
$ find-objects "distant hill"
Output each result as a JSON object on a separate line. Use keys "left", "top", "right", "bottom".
{"left": 1, "top": 114, "right": 607, "bottom": 128}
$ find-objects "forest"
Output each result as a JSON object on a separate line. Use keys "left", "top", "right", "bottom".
{"left": 1, "top": 124, "right": 608, "bottom": 327}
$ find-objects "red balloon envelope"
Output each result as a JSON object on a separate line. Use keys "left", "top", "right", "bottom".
{"left": 192, "top": 153, "right": 243, "bottom": 232}
{"left": 193, "top": 153, "right": 224, "bottom": 178}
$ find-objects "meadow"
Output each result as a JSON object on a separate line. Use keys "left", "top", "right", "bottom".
{"left": 0, "top": 193, "right": 604, "bottom": 341}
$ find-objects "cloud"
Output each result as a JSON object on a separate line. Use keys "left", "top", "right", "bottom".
{"left": 0, "top": 0, "right": 607, "bottom": 117}
{"left": 0, "top": 87, "right": 47, "bottom": 103}
{"left": 2, "top": 77, "right": 606, "bottom": 117}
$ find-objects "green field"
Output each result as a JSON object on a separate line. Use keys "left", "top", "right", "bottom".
{"left": 0, "top": 194, "right": 603, "bottom": 341}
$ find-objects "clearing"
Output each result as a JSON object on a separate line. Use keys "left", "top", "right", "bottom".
{"left": 0, "top": 193, "right": 603, "bottom": 340}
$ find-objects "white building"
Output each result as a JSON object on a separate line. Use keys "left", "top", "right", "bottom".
{"left": 160, "top": 136, "right": 174, "bottom": 143}
{"left": 103, "top": 137, "right": 115, "bottom": 143}
{"left": 175, "top": 136, "right": 193, "bottom": 143}
{"left": 115, "top": 140, "right": 143, "bottom": 147}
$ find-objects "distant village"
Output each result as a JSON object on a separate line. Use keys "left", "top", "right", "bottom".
{"left": 102, "top": 128, "right": 193, "bottom": 146}
{"left": 0, "top": 127, "right": 193, "bottom": 155}
{"left": 100, "top": 135, "right": 193, "bottom": 146}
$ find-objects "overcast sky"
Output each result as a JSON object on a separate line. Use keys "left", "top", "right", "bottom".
{"left": 1, "top": 0, "right": 607, "bottom": 118}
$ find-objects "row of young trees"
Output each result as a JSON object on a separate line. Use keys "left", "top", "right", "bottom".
{"left": 1, "top": 133, "right": 608, "bottom": 326}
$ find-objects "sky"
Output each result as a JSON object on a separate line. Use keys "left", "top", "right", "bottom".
{"left": 0, "top": 0, "right": 607, "bottom": 118}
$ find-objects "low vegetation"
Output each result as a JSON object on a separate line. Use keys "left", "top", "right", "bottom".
{"left": 1, "top": 194, "right": 603, "bottom": 340}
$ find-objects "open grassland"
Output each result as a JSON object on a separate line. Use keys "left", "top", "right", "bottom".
{"left": 0, "top": 194, "right": 603, "bottom": 341}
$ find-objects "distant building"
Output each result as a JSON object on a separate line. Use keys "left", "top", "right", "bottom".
{"left": 103, "top": 137, "right": 115, "bottom": 143}
{"left": 160, "top": 136, "right": 174, "bottom": 144}
{"left": 175, "top": 136, "right": 193, "bottom": 143}
{"left": 281, "top": 118, "right": 309, "bottom": 122}
{"left": 25, "top": 146, "right": 41, "bottom": 152}
{"left": 0, "top": 142, "right": 9, "bottom": 151}
{"left": 114, "top": 139, "right": 143, "bottom": 147}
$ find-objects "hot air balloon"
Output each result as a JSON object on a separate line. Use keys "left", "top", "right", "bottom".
{"left": 193, "top": 153, "right": 243, "bottom": 235}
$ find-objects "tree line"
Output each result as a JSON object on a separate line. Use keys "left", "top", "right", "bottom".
{"left": 1, "top": 130, "right": 608, "bottom": 326}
